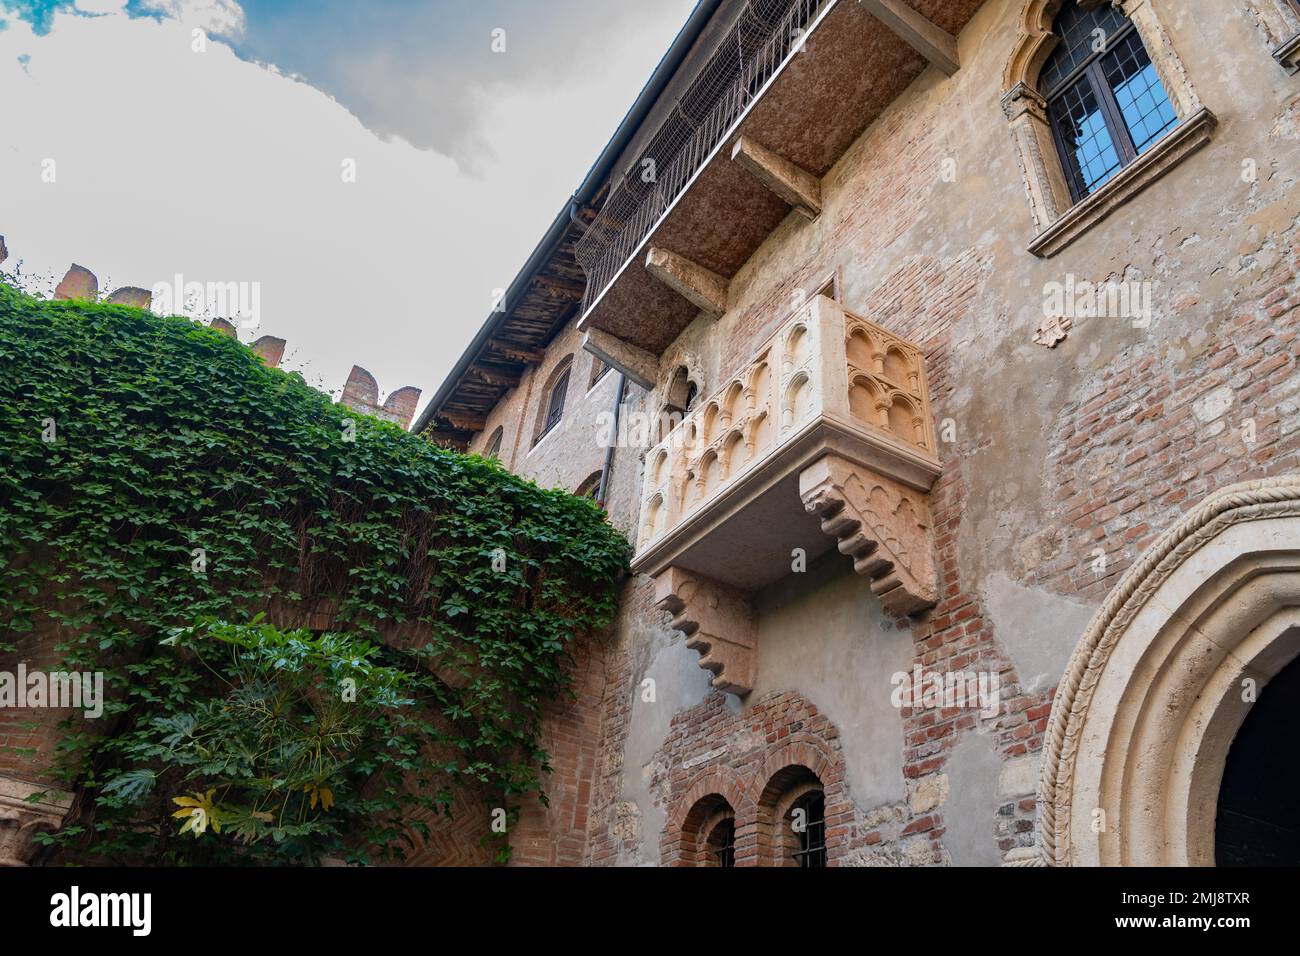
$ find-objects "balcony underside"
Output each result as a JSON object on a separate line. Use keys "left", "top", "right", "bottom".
{"left": 578, "top": 0, "right": 985, "bottom": 355}
{"left": 632, "top": 410, "right": 939, "bottom": 593}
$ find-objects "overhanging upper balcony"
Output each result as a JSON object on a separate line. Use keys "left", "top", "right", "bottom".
{"left": 575, "top": 0, "right": 984, "bottom": 366}
{"left": 635, "top": 296, "right": 941, "bottom": 694}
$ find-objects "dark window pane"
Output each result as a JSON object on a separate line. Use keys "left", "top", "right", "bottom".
{"left": 1039, "top": 0, "right": 1129, "bottom": 95}
{"left": 1102, "top": 28, "right": 1178, "bottom": 154}
{"left": 543, "top": 369, "right": 569, "bottom": 435}
{"left": 707, "top": 817, "right": 736, "bottom": 867}
{"left": 1048, "top": 74, "right": 1123, "bottom": 199}
{"left": 791, "top": 790, "right": 827, "bottom": 868}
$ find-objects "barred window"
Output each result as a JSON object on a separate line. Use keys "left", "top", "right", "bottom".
{"left": 706, "top": 817, "right": 736, "bottom": 867}
{"left": 1040, "top": 0, "right": 1179, "bottom": 201}
{"left": 790, "top": 790, "right": 826, "bottom": 867}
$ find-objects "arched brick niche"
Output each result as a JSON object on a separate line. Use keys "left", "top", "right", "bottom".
{"left": 661, "top": 765, "right": 750, "bottom": 867}
{"left": 748, "top": 737, "right": 848, "bottom": 867}
{"left": 659, "top": 696, "right": 852, "bottom": 867}
{"left": 1037, "top": 475, "right": 1300, "bottom": 866}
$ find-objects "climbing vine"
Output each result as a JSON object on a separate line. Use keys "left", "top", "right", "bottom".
{"left": 0, "top": 283, "right": 630, "bottom": 864}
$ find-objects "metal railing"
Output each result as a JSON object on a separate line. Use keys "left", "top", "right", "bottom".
{"left": 574, "top": 0, "right": 829, "bottom": 317}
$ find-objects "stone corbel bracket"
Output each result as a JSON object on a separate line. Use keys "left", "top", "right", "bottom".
{"left": 798, "top": 453, "right": 938, "bottom": 616}
{"left": 654, "top": 566, "right": 757, "bottom": 695}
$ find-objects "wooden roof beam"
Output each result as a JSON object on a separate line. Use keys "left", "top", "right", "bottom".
{"left": 488, "top": 340, "right": 546, "bottom": 365}
{"left": 860, "top": 0, "right": 959, "bottom": 76}
{"left": 439, "top": 412, "right": 487, "bottom": 432}
{"left": 468, "top": 365, "right": 522, "bottom": 389}
{"left": 531, "top": 273, "right": 587, "bottom": 299}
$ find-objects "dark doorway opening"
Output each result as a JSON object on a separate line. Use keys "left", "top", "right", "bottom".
{"left": 1215, "top": 652, "right": 1300, "bottom": 866}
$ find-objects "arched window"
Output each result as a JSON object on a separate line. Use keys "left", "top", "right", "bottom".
{"left": 483, "top": 426, "right": 503, "bottom": 461}
{"left": 1040, "top": 0, "right": 1178, "bottom": 201}
{"left": 675, "top": 793, "right": 737, "bottom": 867}
{"left": 664, "top": 364, "right": 699, "bottom": 415}
{"left": 574, "top": 471, "right": 602, "bottom": 500}
{"left": 534, "top": 357, "right": 573, "bottom": 445}
{"left": 757, "top": 764, "right": 830, "bottom": 867}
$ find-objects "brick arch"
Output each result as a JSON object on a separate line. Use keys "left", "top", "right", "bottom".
{"left": 747, "top": 734, "right": 847, "bottom": 866}
{"left": 660, "top": 764, "right": 750, "bottom": 866}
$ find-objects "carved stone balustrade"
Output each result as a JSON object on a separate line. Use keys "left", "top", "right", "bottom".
{"left": 635, "top": 295, "right": 941, "bottom": 694}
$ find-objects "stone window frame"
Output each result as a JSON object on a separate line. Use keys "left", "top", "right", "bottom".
{"left": 1002, "top": 0, "right": 1217, "bottom": 257}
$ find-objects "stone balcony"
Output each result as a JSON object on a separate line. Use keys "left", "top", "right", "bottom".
{"left": 633, "top": 295, "right": 941, "bottom": 694}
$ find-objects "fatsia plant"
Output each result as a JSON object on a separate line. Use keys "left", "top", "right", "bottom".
{"left": 103, "top": 618, "right": 444, "bottom": 863}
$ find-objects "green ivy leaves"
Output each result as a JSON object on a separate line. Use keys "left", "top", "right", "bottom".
{"left": 0, "top": 283, "right": 630, "bottom": 864}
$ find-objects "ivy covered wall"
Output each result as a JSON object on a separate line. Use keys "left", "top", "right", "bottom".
{"left": 0, "top": 284, "right": 629, "bottom": 864}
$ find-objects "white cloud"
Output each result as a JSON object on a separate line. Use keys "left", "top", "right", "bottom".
{"left": 135, "top": 0, "right": 247, "bottom": 38}
{"left": 0, "top": 3, "right": 689, "bottom": 415}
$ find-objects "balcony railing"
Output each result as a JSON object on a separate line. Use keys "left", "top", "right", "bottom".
{"left": 636, "top": 295, "right": 938, "bottom": 557}
{"left": 574, "top": 0, "right": 828, "bottom": 317}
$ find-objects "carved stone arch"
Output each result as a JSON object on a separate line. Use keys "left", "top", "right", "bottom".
{"left": 1036, "top": 475, "right": 1300, "bottom": 866}
{"left": 659, "top": 349, "right": 705, "bottom": 414}
{"left": 1003, "top": 0, "right": 1065, "bottom": 93}
{"left": 744, "top": 409, "right": 772, "bottom": 451}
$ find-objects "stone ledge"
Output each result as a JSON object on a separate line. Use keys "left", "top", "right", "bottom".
{"left": 1028, "top": 107, "right": 1217, "bottom": 258}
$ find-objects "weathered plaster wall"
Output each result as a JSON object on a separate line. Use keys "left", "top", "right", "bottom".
{"left": 749, "top": 556, "right": 911, "bottom": 812}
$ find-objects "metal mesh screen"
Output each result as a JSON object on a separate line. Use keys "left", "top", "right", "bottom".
{"left": 574, "top": 0, "right": 827, "bottom": 315}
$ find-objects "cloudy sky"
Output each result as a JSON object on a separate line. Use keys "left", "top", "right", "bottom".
{"left": 0, "top": 0, "right": 695, "bottom": 410}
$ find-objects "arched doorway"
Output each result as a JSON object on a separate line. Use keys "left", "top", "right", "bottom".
{"left": 1215, "top": 651, "right": 1300, "bottom": 866}
{"left": 1038, "top": 476, "right": 1300, "bottom": 866}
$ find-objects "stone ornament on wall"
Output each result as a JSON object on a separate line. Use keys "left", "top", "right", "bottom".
{"left": 1035, "top": 474, "right": 1300, "bottom": 866}
{"left": 1033, "top": 314, "right": 1071, "bottom": 347}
